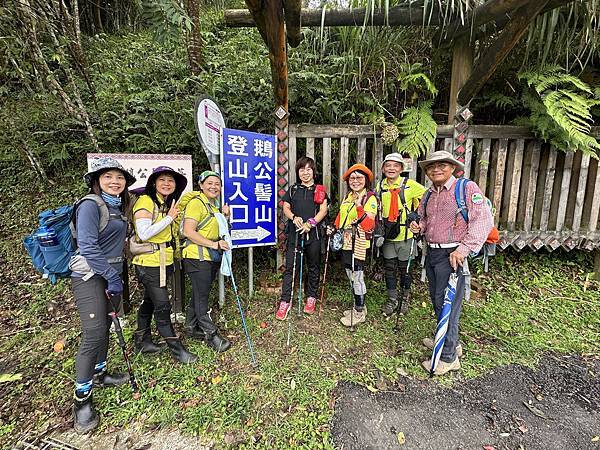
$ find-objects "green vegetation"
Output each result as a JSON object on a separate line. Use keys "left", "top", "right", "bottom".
{"left": 1, "top": 169, "right": 598, "bottom": 447}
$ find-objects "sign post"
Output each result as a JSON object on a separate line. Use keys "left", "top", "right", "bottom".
{"left": 194, "top": 97, "right": 227, "bottom": 307}
{"left": 221, "top": 128, "right": 278, "bottom": 297}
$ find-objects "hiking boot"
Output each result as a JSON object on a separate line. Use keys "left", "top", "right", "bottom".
{"left": 185, "top": 325, "right": 206, "bottom": 340}
{"left": 134, "top": 330, "right": 162, "bottom": 354}
{"left": 275, "top": 301, "right": 291, "bottom": 321}
{"left": 340, "top": 308, "right": 366, "bottom": 327}
{"left": 198, "top": 314, "right": 231, "bottom": 353}
{"left": 73, "top": 391, "right": 99, "bottom": 434}
{"left": 421, "top": 357, "right": 461, "bottom": 376}
{"left": 399, "top": 288, "right": 410, "bottom": 314}
{"left": 166, "top": 338, "right": 198, "bottom": 364}
{"left": 93, "top": 370, "right": 129, "bottom": 388}
{"left": 422, "top": 337, "right": 463, "bottom": 358}
{"left": 383, "top": 298, "right": 398, "bottom": 317}
{"left": 303, "top": 297, "right": 317, "bottom": 315}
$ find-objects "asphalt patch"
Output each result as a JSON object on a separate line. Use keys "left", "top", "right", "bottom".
{"left": 332, "top": 354, "right": 599, "bottom": 450}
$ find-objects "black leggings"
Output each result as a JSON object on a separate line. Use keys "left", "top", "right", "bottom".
{"left": 184, "top": 259, "right": 220, "bottom": 320}
{"left": 280, "top": 233, "right": 321, "bottom": 302}
{"left": 72, "top": 276, "right": 112, "bottom": 384}
{"left": 134, "top": 265, "right": 176, "bottom": 338}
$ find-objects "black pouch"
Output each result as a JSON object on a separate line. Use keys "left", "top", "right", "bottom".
{"left": 207, "top": 247, "right": 223, "bottom": 263}
{"left": 383, "top": 219, "right": 402, "bottom": 240}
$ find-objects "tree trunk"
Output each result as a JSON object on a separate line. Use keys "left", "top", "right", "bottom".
{"left": 185, "top": 0, "right": 203, "bottom": 74}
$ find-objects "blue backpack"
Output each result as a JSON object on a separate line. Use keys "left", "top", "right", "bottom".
{"left": 421, "top": 178, "right": 498, "bottom": 271}
{"left": 23, "top": 195, "right": 111, "bottom": 284}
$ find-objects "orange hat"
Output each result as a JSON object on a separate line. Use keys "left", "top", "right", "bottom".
{"left": 343, "top": 164, "right": 374, "bottom": 183}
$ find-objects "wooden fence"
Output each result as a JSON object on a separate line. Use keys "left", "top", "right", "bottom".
{"left": 288, "top": 124, "right": 600, "bottom": 252}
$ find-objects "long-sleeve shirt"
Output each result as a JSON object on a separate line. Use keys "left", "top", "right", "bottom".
{"left": 417, "top": 176, "right": 493, "bottom": 257}
{"left": 73, "top": 199, "right": 127, "bottom": 282}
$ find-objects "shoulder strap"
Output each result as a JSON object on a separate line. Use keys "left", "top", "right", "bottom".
{"left": 81, "top": 194, "right": 112, "bottom": 232}
{"left": 454, "top": 178, "right": 469, "bottom": 223}
{"left": 399, "top": 177, "right": 409, "bottom": 211}
{"left": 194, "top": 195, "right": 216, "bottom": 231}
{"left": 421, "top": 189, "right": 432, "bottom": 218}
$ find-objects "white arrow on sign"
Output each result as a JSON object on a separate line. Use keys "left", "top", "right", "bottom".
{"left": 231, "top": 226, "right": 271, "bottom": 242}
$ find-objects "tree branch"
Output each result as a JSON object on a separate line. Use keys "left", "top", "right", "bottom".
{"left": 458, "top": 0, "right": 550, "bottom": 105}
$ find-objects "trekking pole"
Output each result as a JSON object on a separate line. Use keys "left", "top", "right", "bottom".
{"left": 286, "top": 231, "right": 299, "bottom": 347}
{"left": 105, "top": 292, "right": 138, "bottom": 393}
{"left": 396, "top": 214, "right": 420, "bottom": 331}
{"left": 350, "top": 224, "right": 357, "bottom": 332}
{"left": 318, "top": 235, "right": 331, "bottom": 317}
{"left": 223, "top": 255, "right": 258, "bottom": 367}
{"left": 296, "top": 234, "right": 305, "bottom": 317}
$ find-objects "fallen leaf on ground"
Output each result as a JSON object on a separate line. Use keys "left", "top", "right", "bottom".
{"left": 132, "top": 392, "right": 141, "bottom": 400}
{"left": 397, "top": 432, "right": 405, "bottom": 445}
{"left": 592, "top": 436, "right": 599, "bottom": 442}
{"left": 0, "top": 373, "right": 22, "bottom": 383}
{"left": 53, "top": 339, "right": 65, "bottom": 352}
{"left": 211, "top": 375, "right": 223, "bottom": 385}
{"left": 519, "top": 424, "right": 528, "bottom": 433}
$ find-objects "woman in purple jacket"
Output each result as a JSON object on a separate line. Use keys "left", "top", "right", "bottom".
{"left": 70, "top": 157, "right": 135, "bottom": 433}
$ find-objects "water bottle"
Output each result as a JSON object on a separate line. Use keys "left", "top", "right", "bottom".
{"left": 36, "top": 225, "right": 59, "bottom": 247}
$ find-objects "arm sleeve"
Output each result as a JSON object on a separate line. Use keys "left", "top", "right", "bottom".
{"left": 135, "top": 216, "right": 173, "bottom": 241}
{"left": 456, "top": 182, "right": 494, "bottom": 257}
{"left": 76, "top": 200, "right": 120, "bottom": 282}
{"left": 357, "top": 195, "right": 377, "bottom": 232}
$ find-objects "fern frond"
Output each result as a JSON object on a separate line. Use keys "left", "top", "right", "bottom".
{"left": 395, "top": 100, "right": 436, "bottom": 158}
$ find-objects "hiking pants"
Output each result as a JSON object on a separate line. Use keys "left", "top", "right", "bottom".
{"left": 280, "top": 233, "right": 321, "bottom": 303}
{"left": 383, "top": 239, "right": 414, "bottom": 299}
{"left": 134, "top": 265, "right": 176, "bottom": 338}
{"left": 184, "top": 259, "right": 220, "bottom": 319}
{"left": 342, "top": 250, "right": 366, "bottom": 299}
{"left": 425, "top": 247, "right": 465, "bottom": 363}
{"left": 72, "top": 276, "right": 112, "bottom": 384}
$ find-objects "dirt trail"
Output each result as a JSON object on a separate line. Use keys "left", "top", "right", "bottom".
{"left": 331, "top": 354, "right": 599, "bottom": 450}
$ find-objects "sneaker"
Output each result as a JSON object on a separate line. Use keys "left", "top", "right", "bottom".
{"left": 303, "top": 297, "right": 317, "bottom": 315}
{"left": 421, "top": 357, "right": 461, "bottom": 376}
{"left": 422, "top": 337, "right": 463, "bottom": 358}
{"left": 383, "top": 298, "right": 398, "bottom": 317}
{"left": 275, "top": 302, "right": 291, "bottom": 321}
{"left": 109, "top": 317, "right": 127, "bottom": 333}
{"left": 340, "top": 309, "right": 366, "bottom": 327}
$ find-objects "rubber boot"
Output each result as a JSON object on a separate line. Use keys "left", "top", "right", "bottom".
{"left": 198, "top": 314, "right": 231, "bottom": 353}
{"left": 166, "top": 338, "right": 198, "bottom": 364}
{"left": 93, "top": 369, "right": 129, "bottom": 387}
{"left": 73, "top": 391, "right": 99, "bottom": 434}
{"left": 134, "top": 330, "right": 162, "bottom": 354}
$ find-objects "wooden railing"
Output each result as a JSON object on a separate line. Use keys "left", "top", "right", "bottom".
{"left": 288, "top": 124, "right": 600, "bottom": 251}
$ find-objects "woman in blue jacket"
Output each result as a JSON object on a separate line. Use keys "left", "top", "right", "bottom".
{"left": 71, "top": 157, "right": 135, "bottom": 433}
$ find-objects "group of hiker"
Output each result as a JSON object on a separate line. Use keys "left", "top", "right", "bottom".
{"left": 277, "top": 150, "right": 493, "bottom": 369}
{"left": 70, "top": 157, "right": 232, "bottom": 433}
{"left": 66, "top": 149, "right": 493, "bottom": 434}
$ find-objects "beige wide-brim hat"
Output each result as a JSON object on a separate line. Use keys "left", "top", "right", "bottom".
{"left": 418, "top": 150, "right": 464, "bottom": 171}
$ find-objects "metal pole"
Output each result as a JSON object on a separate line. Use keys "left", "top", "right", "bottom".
{"left": 215, "top": 158, "right": 225, "bottom": 308}
{"left": 248, "top": 247, "right": 254, "bottom": 298}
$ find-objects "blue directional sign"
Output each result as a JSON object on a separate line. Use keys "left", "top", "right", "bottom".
{"left": 221, "top": 128, "right": 277, "bottom": 248}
